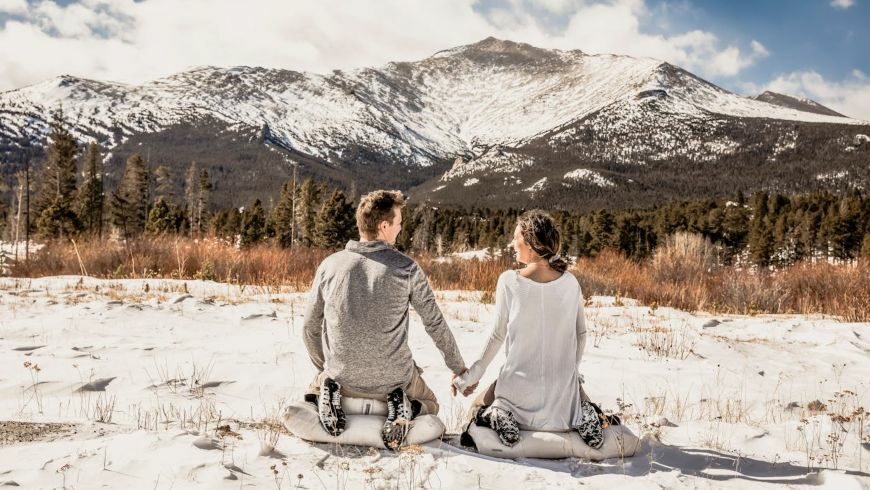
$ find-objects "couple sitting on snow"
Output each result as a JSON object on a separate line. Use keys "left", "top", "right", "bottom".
{"left": 302, "top": 190, "right": 610, "bottom": 449}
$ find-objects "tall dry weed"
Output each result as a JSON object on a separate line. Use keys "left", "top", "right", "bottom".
{"left": 9, "top": 237, "right": 869, "bottom": 320}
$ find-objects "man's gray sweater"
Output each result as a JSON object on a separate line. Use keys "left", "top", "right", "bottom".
{"left": 302, "top": 240, "right": 466, "bottom": 394}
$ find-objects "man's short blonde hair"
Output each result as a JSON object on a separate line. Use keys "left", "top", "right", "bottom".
{"left": 356, "top": 190, "right": 406, "bottom": 238}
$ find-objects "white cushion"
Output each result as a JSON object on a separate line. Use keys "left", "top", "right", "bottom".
{"left": 340, "top": 396, "right": 388, "bottom": 416}
{"left": 282, "top": 400, "right": 445, "bottom": 449}
{"left": 465, "top": 423, "right": 641, "bottom": 460}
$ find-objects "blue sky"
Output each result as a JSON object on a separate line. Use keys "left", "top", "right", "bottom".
{"left": 0, "top": 0, "right": 868, "bottom": 117}
{"left": 471, "top": 0, "right": 869, "bottom": 94}
{"left": 638, "top": 0, "right": 868, "bottom": 91}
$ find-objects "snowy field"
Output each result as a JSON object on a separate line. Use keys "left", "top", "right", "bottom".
{"left": 0, "top": 275, "right": 868, "bottom": 489}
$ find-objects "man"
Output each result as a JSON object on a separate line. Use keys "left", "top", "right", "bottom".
{"left": 302, "top": 189, "right": 467, "bottom": 448}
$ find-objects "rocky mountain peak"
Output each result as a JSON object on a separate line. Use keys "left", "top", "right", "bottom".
{"left": 752, "top": 90, "right": 846, "bottom": 118}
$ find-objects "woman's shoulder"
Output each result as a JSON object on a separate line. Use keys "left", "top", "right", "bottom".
{"left": 498, "top": 269, "right": 517, "bottom": 281}
{"left": 497, "top": 269, "right": 520, "bottom": 288}
{"left": 562, "top": 271, "right": 580, "bottom": 286}
{"left": 561, "top": 271, "right": 582, "bottom": 291}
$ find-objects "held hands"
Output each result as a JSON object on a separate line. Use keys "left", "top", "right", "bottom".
{"left": 450, "top": 368, "right": 479, "bottom": 397}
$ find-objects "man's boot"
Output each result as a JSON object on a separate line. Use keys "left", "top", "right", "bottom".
{"left": 318, "top": 378, "right": 346, "bottom": 436}
{"left": 382, "top": 387, "right": 413, "bottom": 449}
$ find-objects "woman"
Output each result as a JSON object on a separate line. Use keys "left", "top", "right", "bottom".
{"left": 452, "top": 210, "right": 603, "bottom": 448}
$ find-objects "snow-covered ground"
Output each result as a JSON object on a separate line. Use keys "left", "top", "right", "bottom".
{"left": 0, "top": 276, "right": 868, "bottom": 488}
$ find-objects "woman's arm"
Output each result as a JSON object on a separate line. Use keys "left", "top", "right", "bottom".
{"left": 576, "top": 286, "right": 587, "bottom": 372}
{"left": 454, "top": 273, "right": 511, "bottom": 390}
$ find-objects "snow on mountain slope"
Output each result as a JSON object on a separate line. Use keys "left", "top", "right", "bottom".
{"left": 752, "top": 91, "right": 846, "bottom": 118}
{"left": 0, "top": 38, "right": 863, "bottom": 173}
{"left": 563, "top": 169, "right": 616, "bottom": 188}
{"left": 1, "top": 68, "right": 433, "bottom": 166}
{"left": 651, "top": 65, "right": 857, "bottom": 124}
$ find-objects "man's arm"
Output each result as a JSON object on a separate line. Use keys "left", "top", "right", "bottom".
{"left": 409, "top": 265, "right": 466, "bottom": 375}
{"left": 302, "top": 266, "right": 326, "bottom": 370}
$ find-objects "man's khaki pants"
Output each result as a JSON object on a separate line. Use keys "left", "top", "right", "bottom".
{"left": 306, "top": 363, "right": 439, "bottom": 415}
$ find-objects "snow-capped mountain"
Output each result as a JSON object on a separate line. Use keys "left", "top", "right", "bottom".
{"left": 1, "top": 37, "right": 868, "bottom": 210}
{"left": 751, "top": 91, "right": 845, "bottom": 118}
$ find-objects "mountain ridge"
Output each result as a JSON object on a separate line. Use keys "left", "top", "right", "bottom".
{"left": 1, "top": 38, "right": 867, "bottom": 211}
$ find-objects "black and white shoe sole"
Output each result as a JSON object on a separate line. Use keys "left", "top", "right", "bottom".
{"left": 483, "top": 406, "right": 520, "bottom": 447}
{"left": 577, "top": 401, "right": 604, "bottom": 449}
{"left": 318, "top": 378, "right": 346, "bottom": 436}
{"left": 382, "top": 387, "right": 412, "bottom": 449}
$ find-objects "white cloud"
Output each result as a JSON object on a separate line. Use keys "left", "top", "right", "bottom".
{"left": 531, "top": 0, "right": 578, "bottom": 15}
{"left": 698, "top": 40, "right": 768, "bottom": 77}
{"left": 0, "top": 0, "right": 771, "bottom": 91}
{"left": 761, "top": 70, "right": 870, "bottom": 120}
{"left": 750, "top": 40, "right": 769, "bottom": 57}
{"left": 830, "top": 0, "right": 855, "bottom": 9}
{"left": 0, "top": 0, "right": 28, "bottom": 15}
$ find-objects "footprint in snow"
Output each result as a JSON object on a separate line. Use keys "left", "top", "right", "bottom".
{"left": 242, "top": 312, "right": 277, "bottom": 321}
{"left": 77, "top": 377, "right": 116, "bottom": 392}
{"left": 12, "top": 345, "right": 44, "bottom": 352}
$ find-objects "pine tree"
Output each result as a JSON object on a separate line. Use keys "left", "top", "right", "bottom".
{"left": 196, "top": 168, "right": 213, "bottom": 234}
{"left": 720, "top": 198, "right": 749, "bottom": 263}
{"left": 831, "top": 194, "right": 862, "bottom": 260}
{"left": 111, "top": 154, "right": 149, "bottom": 238}
{"left": 411, "top": 206, "right": 435, "bottom": 252}
{"left": 35, "top": 107, "right": 80, "bottom": 239}
{"left": 270, "top": 180, "right": 296, "bottom": 248}
{"left": 208, "top": 210, "right": 229, "bottom": 239}
{"left": 314, "top": 189, "right": 356, "bottom": 248}
{"left": 145, "top": 197, "right": 182, "bottom": 234}
{"left": 576, "top": 229, "right": 594, "bottom": 257}
{"left": 296, "top": 179, "right": 321, "bottom": 247}
{"left": 153, "top": 165, "right": 174, "bottom": 203}
{"left": 183, "top": 162, "right": 199, "bottom": 235}
{"left": 590, "top": 209, "right": 616, "bottom": 253}
{"left": 616, "top": 213, "right": 654, "bottom": 260}
{"left": 209, "top": 209, "right": 242, "bottom": 241}
{"left": 223, "top": 208, "right": 242, "bottom": 241}
{"left": 76, "top": 143, "right": 104, "bottom": 237}
{"left": 748, "top": 192, "right": 774, "bottom": 268}
{"left": 819, "top": 204, "right": 839, "bottom": 260}
{"left": 790, "top": 209, "right": 807, "bottom": 263}
{"left": 800, "top": 210, "right": 821, "bottom": 261}
{"left": 772, "top": 214, "right": 789, "bottom": 266}
{"left": 240, "top": 199, "right": 266, "bottom": 248}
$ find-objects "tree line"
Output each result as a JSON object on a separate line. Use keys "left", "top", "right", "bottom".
{"left": 397, "top": 189, "right": 870, "bottom": 268}
{"left": 2, "top": 110, "right": 869, "bottom": 269}
{"left": 0, "top": 109, "right": 358, "bottom": 251}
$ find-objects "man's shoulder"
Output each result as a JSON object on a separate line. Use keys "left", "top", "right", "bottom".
{"left": 317, "top": 249, "right": 358, "bottom": 271}
{"left": 321, "top": 247, "right": 418, "bottom": 272}
{"left": 372, "top": 247, "right": 419, "bottom": 271}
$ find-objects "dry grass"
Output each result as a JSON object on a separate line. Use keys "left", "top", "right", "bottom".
{"left": 575, "top": 247, "right": 870, "bottom": 322}
{"left": 630, "top": 319, "right": 697, "bottom": 360}
{"left": 7, "top": 235, "right": 870, "bottom": 320}
{"left": 9, "top": 236, "right": 332, "bottom": 291}
{"left": 415, "top": 253, "right": 513, "bottom": 299}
